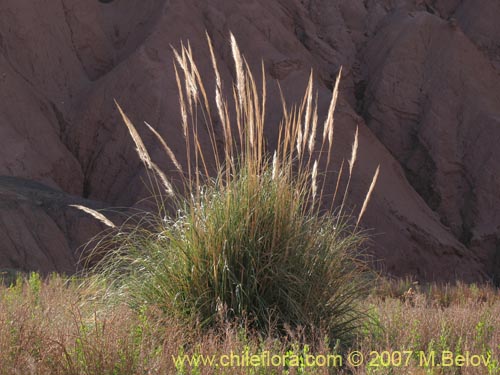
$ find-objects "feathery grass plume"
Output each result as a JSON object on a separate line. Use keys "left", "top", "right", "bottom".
{"left": 115, "top": 101, "right": 152, "bottom": 170}
{"left": 308, "top": 93, "right": 319, "bottom": 156}
{"left": 144, "top": 121, "right": 183, "bottom": 174}
{"left": 311, "top": 160, "right": 318, "bottom": 201}
{"left": 115, "top": 101, "right": 174, "bottom": 196}
{"left": 230, "top": 32, "right": 246, "bottom": 111}
{"left": 349, "top": 126, "right": 359, "bottom": 176}
{"left": 322, "top": 67, "right": 342, "bottom": 149}
{"left": 338, "top": 126, "right": 359, "bottom": 218}
{"left": 92, "top": 34, "right": 378, "bottom": 345}
{"left": 173, "top": 48, "right": 192, "bottom": 115}
{"left": 357, "top": 165, "right": 380, "bottom": 227}
{"left": 174, "top": 46, "right": 198, "bottom": 110}
{"left": 319, "top": 67, "right": 342, "bottom": 203}
{"left": 271, "top": 151, "right": 278, "bottom": 180}
{"left": 70, "top": 205, "right": 115, "bottom": 228}
{"left": 296, "top": 114, "right": 303, "bottom": 159}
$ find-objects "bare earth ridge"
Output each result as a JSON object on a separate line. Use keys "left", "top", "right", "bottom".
{"left": 0, "top": 0, "right": 498, "bottom": 281}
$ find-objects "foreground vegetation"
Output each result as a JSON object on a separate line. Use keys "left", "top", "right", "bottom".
{"left": 0, "top": 273, "right": 498, "bottom": 374}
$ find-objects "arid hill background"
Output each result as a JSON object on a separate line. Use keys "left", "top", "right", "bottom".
{"left": 0, "top": 0, "right": 498, "bottom": 282}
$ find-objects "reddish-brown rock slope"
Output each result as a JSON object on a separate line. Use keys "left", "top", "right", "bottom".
{"left": 0, "top": 0, "right": 498, "bottom": 282}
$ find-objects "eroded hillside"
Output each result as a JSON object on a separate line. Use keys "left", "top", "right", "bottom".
{"left": 0, "top": 0, "right": 498, "bottom": 281}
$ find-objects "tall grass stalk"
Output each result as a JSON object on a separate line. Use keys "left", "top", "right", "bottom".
{"left": 86, "top": 33, "right": 380, "bottom": 343}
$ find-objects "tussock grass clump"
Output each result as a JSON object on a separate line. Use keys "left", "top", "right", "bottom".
{"left": 96, "top": 167, "right": 369, "bottom": 341}
{"left": 84, "top": 33, "right": 380, "bottom": 343}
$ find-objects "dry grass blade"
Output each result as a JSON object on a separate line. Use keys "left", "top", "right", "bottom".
{"left": 302, "top": 71, "right": 314, "bottom": 153}
{"left": 173, "top": 65, "right": 189, "bottom": 138}
{"left": 260, "top": 61, "right": 267, "bottom": 132}
{"left": 338, "top": 127, "right": 359, "bottom": 216}
{"left": 206, "top": 32, "right": 222, "bottom": 93}
{"left": 330, "top": 159, "right": 345, "bottom": 211}
{"left": 244, "top": 59, "right": 259, "bottom": 153}
{"left": 185, "top": 42, "right": 212, "bottom": 122}
{"left": 206, "top": 33, "right": 232, "bottom": 162}
{"left": 357, "top": 165, "right": 380, "bottom": 227}
{"left": 233, "top": 85, "right": 244, "bottom": 152}
{"left": 69, "top": 205, "right": 115, "bottom": 228}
